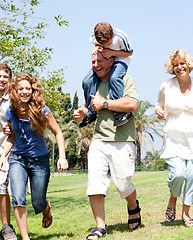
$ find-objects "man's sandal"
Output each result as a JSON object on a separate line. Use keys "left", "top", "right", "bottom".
{"left": 184, "top": 219, "right": 193, "bottom": 227}
{"left": 165, "top": 207, "right": 176, "bottom": 222}
{"left": 86, "top": 226, "right": 108, "bottom": 239}
{"left": 42, "top": 200, "right": 53, "bottom": 228}
{"left": 128, "top": 200, "right": 141, "bottom": 230}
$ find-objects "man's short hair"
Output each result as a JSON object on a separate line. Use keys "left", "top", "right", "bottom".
{"left": 94, "top": 22, "right": 114, "bottom": 45}
{"left": 0, "top": 64, "right": 12, "bottom": 78}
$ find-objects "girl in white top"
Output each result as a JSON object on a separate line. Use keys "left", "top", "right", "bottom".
{"left": 155, "top": 49, "right": 193, "bottom": 227}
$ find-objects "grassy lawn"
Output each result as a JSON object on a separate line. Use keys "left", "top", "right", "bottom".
{"left": 10, "top": 171, "right": 193, "bottom": 240}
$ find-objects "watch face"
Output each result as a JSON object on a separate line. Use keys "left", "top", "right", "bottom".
{"left": 103, "top": 100, "right": 108, "bottom": 108}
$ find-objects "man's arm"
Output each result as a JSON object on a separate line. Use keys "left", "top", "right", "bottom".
{"left": 106, "top": 97, "right": 137, "bottom": 112}
{"left": 90, "top": 95, "right": 138, "bottom": 113}
{"left": 73, "top": 105, "right": 88, "bottom": 122}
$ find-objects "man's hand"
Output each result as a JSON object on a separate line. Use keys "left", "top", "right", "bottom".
{"left": 90, "top": 95, "right": 104, "bottom": 111}
{"left": 73, "top": 109, "right": 85, "bottom": 122}
{"left": 73, "top": 107, "right": 88, "bottom": 122}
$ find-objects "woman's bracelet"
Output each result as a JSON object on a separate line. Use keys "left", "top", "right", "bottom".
{"left": 59, "top": 155, "right": 66, "bottom": 159}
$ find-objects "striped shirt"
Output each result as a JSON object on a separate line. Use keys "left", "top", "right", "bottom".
{"left": 89, "top": 28, "right": 133, "bottom": 67}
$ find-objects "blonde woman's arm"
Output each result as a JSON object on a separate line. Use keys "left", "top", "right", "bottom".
{"left": 155, "top": 82, "right": 166, "bottom": 120}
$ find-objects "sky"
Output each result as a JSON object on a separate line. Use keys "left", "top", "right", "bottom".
{"left": 34, "top": 0, "right": 193, "bottom": 152}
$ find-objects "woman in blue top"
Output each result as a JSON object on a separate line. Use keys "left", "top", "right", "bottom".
{"left": 0, "top": 73, "right": 68, "bottom": 240}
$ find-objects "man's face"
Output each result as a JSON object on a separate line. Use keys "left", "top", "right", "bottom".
{"left": 0, "top": 70, "right": 9, "bottom": 92}
{"left": 92, "top": 52, "right": 114, "bottom": 80}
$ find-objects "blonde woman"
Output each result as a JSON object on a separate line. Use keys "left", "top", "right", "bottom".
{"left": 155, "top": 49, "right": 193, "bottom": 227}
{"left": 0, "top": 73, "right": 68, "bottom": 240}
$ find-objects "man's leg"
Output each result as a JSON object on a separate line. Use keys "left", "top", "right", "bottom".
{"left": 89, "top": 195, "right": 105, "bottom": 229}
{"left": 87, "top": 195, "right": 107, "bottom": 239}
{"left": 0, "top": 194, "right": 10, "bottom": 224}
{"left": 86, "top": 141, "right": 110, "bottom": 239}
{"left": 125, "top": 189, "right": 141, "bottom": 229}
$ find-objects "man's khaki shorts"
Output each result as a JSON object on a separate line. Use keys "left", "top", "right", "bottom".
{"left": 87, "top": 140, "right": 136, "bottom": 199}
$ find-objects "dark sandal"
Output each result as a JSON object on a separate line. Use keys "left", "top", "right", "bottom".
{"left": 42, "top": 200, "right": 53, "bottom": 228}
{"left": 128, "top": 200, "right": 141, "bottom": 230}
{"left": 86, "top": 226, "right": 107, "bottom": 239}
{"left": 165, "top": 207, "right": 176, "bottom": 222}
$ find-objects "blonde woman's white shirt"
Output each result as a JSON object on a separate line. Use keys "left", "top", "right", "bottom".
{"left": 156, "top": 76, "right": 193, "bottom": 159}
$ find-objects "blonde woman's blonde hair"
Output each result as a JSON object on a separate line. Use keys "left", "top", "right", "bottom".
{"left": 8, "top": 73, "right": 48, "bottom": 135}
{"left": 165, "top": 49, "right": 193, "bottom": 75}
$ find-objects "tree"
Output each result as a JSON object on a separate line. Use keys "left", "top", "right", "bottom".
{"left": 133, "top": 101, "right": 163, "bottom": 170}
{"left": 0, "top": 0, "right": 68, "bottom": 112}
{"left": 44, "top": 92, "right": 74, "bottom": 170}
{"left": 143, "top": 151, "right": 168, "bottom": 171}
{"left": 72, "top": 91, "right": 79, "bottom": 110}
{"left": 61, "top": 121, "right": 94, "bottom": 169}
{"left": 0, "top": 0, "right": 71, "bottom": 164}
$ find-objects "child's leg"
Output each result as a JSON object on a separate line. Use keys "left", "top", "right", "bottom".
{"left": 109, "top": 61, "right": 127, "bottom": 107}
{"left": 109, "top": 62, "right": 133, "bottom": 127}
{"left": 82, "top": 69, "right": 99, "bottom": 118}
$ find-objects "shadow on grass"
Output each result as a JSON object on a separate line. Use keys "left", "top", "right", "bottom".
{"left": 161, "top": 219, "right": 184, "bottom": 227}
{"left": 26, "top": 195, "right": 88, "bottom": 215}
{"left": 28, "top": 232, "right": 75, "bottom": 240}
{"left": 47, "top": 189, "right": 69, "bottom": 194}
{"left": 87, "top": 222, "right": 144, "bottom": 236}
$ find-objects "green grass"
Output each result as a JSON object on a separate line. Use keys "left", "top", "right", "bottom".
{"left": 10, "top": 171, "right": 193, "bottom": 239}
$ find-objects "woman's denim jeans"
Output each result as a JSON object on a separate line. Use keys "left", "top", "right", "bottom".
{"left": 8, "top": 152, "right": 50, "bottom": 214}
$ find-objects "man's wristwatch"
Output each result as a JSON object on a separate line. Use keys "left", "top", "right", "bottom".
{"left": 103, "top": 100, "right": 108, "bottom": 109}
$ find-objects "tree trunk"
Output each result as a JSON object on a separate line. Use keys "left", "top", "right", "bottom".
{"left": 136, "top": 134, "right": 141, "bottom": 171}
{"left": 85, "top": 151, "right": 88, "bottom": 170}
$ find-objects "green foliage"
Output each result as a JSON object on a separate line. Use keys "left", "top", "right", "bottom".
{"left": 0, "top": 0, "right": 50, "bottom": 74}
{"left": 0, "top": 0, "right": 67, "bottom": 113}
{"left": 0, "top": 0, "right": 68, "bottom": 80}
{"left": 143, "top": 150, "right": 168, "bottom": 171}
{"left": 153, "top": 158, "right": 168, "bottom": 170}
{"left": 72, "top": 91, "right": 79, "bottom": 110}
{"left": 65, "top": 135, "right": 79, "bottom": 168}
{"left": 0, "top": 0, "right": 71, "bottom": 168}
{"left": 134, "top": 101, "right": 163, "bottom": 147}
{"left": 41, "top": 70, "right": 66, "bottom": 113}
{"left": 55, "top": 15, "right": 68, "bottom": 26}
{"left": 134, "top": 101, "right": 164, "bottom": 167}
{"left": 58, "top": 93, "right": 73, "bottom": 124}
{"left": 59, "top": 118, "right": 94, "bottom": 169}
